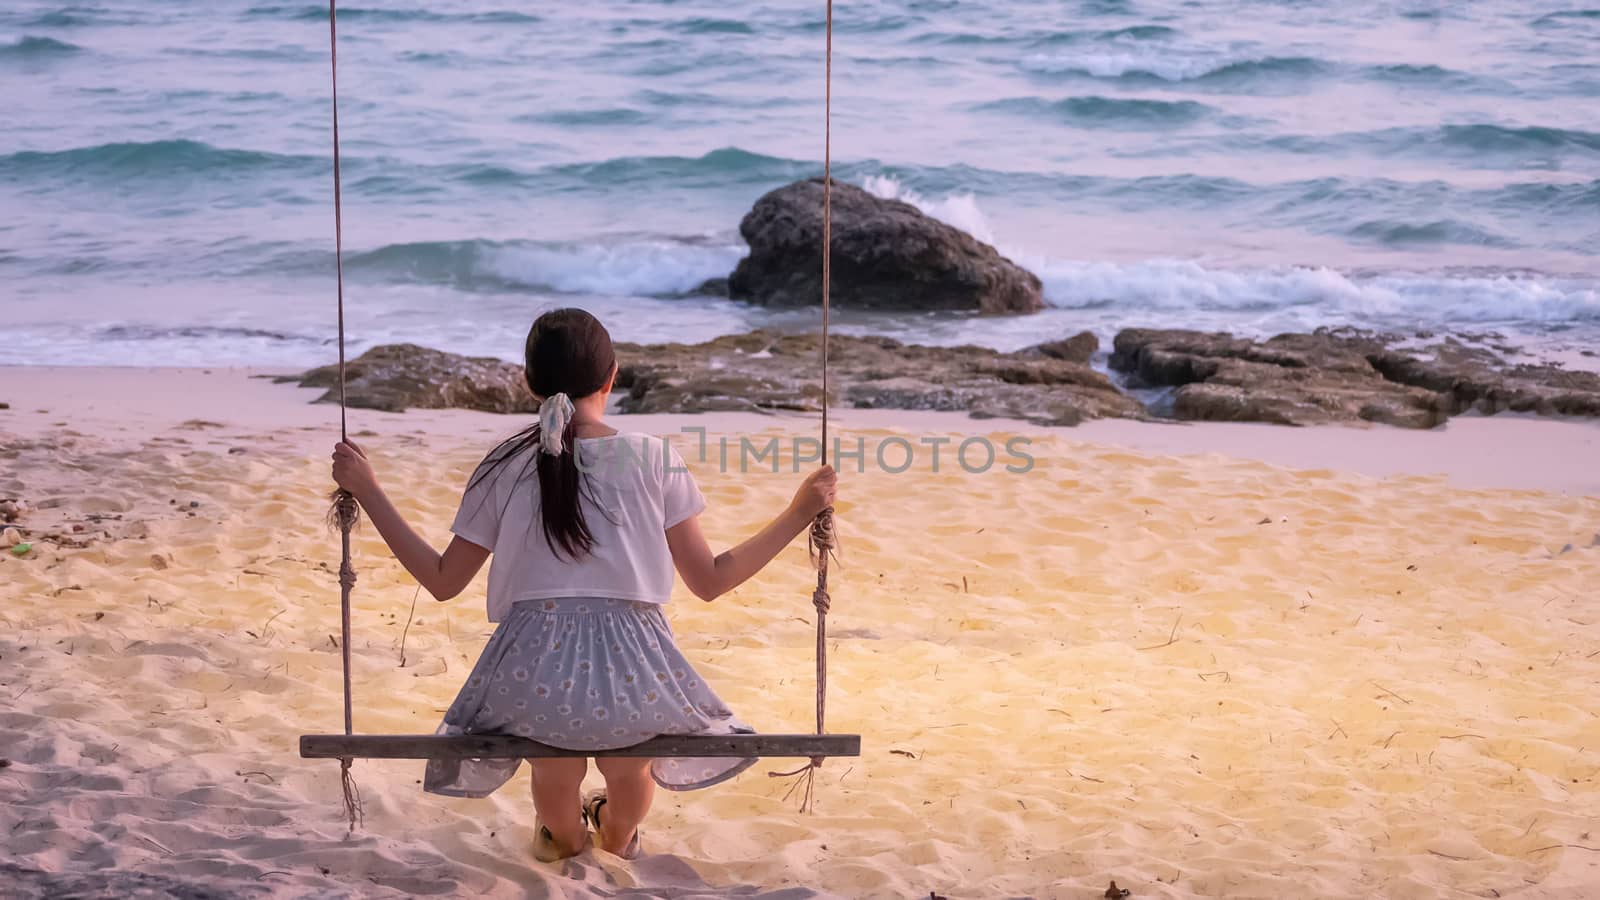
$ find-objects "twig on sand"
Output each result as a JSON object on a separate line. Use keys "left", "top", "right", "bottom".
{"left": 1137, "top": 614, "right": 1183, "bottom": 651}
{"left": 1328, "top": 720, "right": 1347, "bottom": 740}
{"left": 1371, "top": 681, "right": 1413, "bottom": 705}
{"left": 398, "top": 585, "right": 421, "bottom": 668}
{"left": 140, "top": 835, "right": 173, "bottom": 856}
{"left": 1528, "top": 844, "right": 1600, "bottom": 854}
{"left": 1383, "top": 731, "right": 1402, "bottom": 749}
{"left": 261, "top": 609, "right": 286, "bottom": 639}
{"left": 1428, "top": 849, "right": 1471, "bottom": 861}
{"left": 1198, "top": 671, "right": 1230, "bottom": 682}
{"left": 256, "top": 871, "right": 293, "bottom": 880}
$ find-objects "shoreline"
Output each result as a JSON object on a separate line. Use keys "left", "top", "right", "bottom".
{"left": 3, "top": 365, "right": 1598, "bottom": 496}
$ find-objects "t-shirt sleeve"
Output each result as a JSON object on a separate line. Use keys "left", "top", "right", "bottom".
{"left": 661, "top": 442, "right": 706, "bottom": 529}
{"left": 450, "top": 461, "right": 503, "bottom": 551}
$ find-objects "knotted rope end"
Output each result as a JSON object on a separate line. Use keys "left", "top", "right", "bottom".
{"left": 340, "top": 756, "right": 365, "bottom": 833}
{"left": 766, "top": 756, "right": 826, "bottom": 814}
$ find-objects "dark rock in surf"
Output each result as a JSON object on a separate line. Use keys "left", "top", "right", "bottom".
{"left": 691, "top": 277, "right": 729, "bottom": 298}
{"left": 726, "top": 179, "right": 1045, "bottom": 314}
{"left": 281, "top": 343, "right": 535, "bottom": 414}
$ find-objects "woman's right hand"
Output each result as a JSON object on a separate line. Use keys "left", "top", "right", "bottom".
{"left": 789, "top": 465, "right": 838, "bottom": 519}
{"left": 331, "top": 440, "right": 379, "bottom": 500}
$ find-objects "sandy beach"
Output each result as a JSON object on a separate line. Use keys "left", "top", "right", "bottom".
{"left": 3, "top": 367, "right": 1599, "bottom": 898}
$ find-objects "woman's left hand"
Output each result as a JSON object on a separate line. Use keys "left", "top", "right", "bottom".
{"left": 331, "top": 440, "right": 379, "bottom": 499}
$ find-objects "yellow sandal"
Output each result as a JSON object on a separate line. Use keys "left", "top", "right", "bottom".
{"left": 581, "top": 790, "right": 642, "bottom": 860}
{"left": 532, "top": 816, "right": 590, "bottom": 863}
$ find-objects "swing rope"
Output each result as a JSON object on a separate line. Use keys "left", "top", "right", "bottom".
{"left": 326, "top": 0, "right": 363, "bottom": 833}
{"left": 321, "top": 0, "right": 839, "bottom": 826}
{"left": 767, "top": 0, "right": 838, "bottom": 814}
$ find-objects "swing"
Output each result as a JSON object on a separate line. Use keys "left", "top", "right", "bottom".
{"left": 299, "top": 0, "right": 860, "bottom": 822}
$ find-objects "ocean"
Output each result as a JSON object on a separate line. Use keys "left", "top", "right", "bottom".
{"left": 4, "top": 0, "right": 1598, "bottom": 367}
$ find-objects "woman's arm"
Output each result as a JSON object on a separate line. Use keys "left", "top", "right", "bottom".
{"left": 332, "top": 441, "right": 489, "bottom": 601}
{"left": 666, "top": 465, "right": 836, "bottom": 602}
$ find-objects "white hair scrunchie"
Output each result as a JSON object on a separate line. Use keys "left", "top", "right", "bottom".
{"left": 538, "top": 392, "right": 575, "bottom": 456}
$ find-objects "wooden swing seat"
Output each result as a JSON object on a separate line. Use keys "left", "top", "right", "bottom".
{"left": 302, "top": 732, "right": 861, "bottom": 760}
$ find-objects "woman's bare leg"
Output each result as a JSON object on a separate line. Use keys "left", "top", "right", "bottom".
{"left": 593, "top": 756, "right": 654, "bottom": 854}
{"left": 528, "top": 757, "right": 588, "bottom": 855}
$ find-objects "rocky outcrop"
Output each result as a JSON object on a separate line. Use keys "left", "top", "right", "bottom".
{"left": 1369, "top": 341, "right": 1600, "bottom": 418}
{"left": 281, "top": 343, "right": 535, "bottom": 414}
{"left": 1110, "top": 328, "right": 1600, "bottom": 428}
{"left": 615, "top": 330, "right": 1144, "bottom": 426}
{"left": 726, "top": 179, "right": 1044, "bottom": 314}
{"left": 1021, "top": 331, "right": 1099, "bottom": 364}
{"left": 286, "top": 329, "right": 1600, "bottom": 430}
{"left": 1110, "top": 328, "right": 1449, "bottom": 428}
{"left": 284, "top": 332, "right": 1144, "bottom": 426}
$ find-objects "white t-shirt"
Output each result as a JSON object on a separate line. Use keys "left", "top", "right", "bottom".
{"left": 450, "top": 432, "right": 706, "bottom": 621}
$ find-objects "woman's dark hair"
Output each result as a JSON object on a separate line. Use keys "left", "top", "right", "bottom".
{"left": 467, "top": 308, "right": 617, "bottom": 560}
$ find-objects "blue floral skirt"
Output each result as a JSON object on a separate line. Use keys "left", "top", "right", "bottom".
{"left": 423, "top": 597, "right": 757, "bottom": 796}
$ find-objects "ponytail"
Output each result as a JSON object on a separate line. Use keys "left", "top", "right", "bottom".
{"left": 466, "top": 309, "right": 617, "bottom": 561}
{"left": 533, "top": 392, "right": 597, "bottom": 560}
